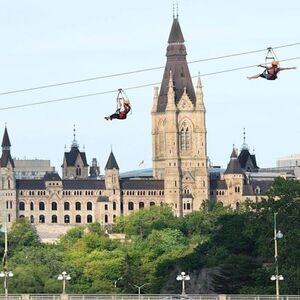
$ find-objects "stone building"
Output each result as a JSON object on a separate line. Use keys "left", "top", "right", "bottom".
{"left": 0, "top": 17, "right": 289, "bottom": 234}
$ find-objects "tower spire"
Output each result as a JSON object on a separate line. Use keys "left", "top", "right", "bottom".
{"left": 241, "top": 127, "right": 249, "bottom": 150}
{"left": 71, "top": 124, "right": 79, "bottom": 149}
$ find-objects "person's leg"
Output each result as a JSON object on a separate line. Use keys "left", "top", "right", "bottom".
{"left": 247, "top": 73, "right": 262, "bottom": 80}
{"left": 105, "top": 113, "right": 119, "bottom": 120}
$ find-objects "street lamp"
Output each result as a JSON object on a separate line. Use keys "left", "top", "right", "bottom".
{"left": 114, "top": 277, "right": 123, "bottom": 288}
{"left": 270, "top": 213, "right": 284, "bottom": 300}
{"left": 0, "top": 271, "right": 14, "bottom": 298}
{"left": 176, "top": 271, "right": 190, "bottom": 295}
{"left": 133, "top": 283, "right": 149, "bottom": 300}
{"left": 57, "top": 271, "right": 71, "bottom": 294}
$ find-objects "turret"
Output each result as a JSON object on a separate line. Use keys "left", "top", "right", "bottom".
{"left": 104, "top": 151, "right": 120, "bottom": 190}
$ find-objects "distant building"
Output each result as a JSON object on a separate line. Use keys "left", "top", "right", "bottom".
{"left": 277, "top": 154, "right": 300, "bottom": 168}
{"left": 14, "top": 159, "right": 55, "bottom": 179}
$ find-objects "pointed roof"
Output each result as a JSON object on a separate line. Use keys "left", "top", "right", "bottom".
{"left": 168, "top": 17, "right": 184, "bottom": 44}
{"left": 105, "top": 152, "right": 119, "bottom": 170}
{"left": 224, "top": 148, "right": 244, "bottom": 175}
{"left": 157, "top": 17, "right": 196, "bottom": 112}
{"left": 0, "top": 127, "right": 14, "bottom": 168}
{"left": 63, "top": 147, "right": 88, "bottom": 167}
{"left": 2, "top": 127, "right": 11, "bottom": 148}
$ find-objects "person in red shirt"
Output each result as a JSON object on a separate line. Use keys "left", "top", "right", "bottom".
{"left": 105, "top": 98, "right": 131, "bottom": 121}
{"left": 247, "top": 60, "right": 296, "bottom": 80}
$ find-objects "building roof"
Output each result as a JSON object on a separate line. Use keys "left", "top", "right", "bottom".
{"left": 105, "top": 151, "right": 119, "bottom": 170}
{"left": 238, "top": 149, "right": 259, "bottom": 171}
{"left": 1, "top": 127, "right": 11, "bottom": 147}
{"left": 157, "top": 17, "right": 196, "bottom": 112}
{"left": 224, "top": 148, "right": 244, "bottom": 175}
{"left": 44, "top": 172, "right": 61, "bottom": 181}
{"left": 168, "top": 17, "right": 184, "bottom": 43}
{"left": 120, "top": 179, "right": 164, "bottom": 190}
{"left": 16, "top": 179, "right": 45, "bottom": 189}
{"left": 63, "top": 179, "right": 105, "bottom": 190}
{"left": 211, "top": 180, "right": 228, "bottom": 190}
{"left": 64, "top": 146, "right": 88, "bottom": 167}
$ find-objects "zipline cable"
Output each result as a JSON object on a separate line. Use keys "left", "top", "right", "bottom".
{"left": 0, "top": 56, "right": 299, "bottom": 112}
{"left": 0, "top": 42, "right": 299, "bottom": 97}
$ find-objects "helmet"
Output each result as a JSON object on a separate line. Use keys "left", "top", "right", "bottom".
{"left": 272, "top": 60, "right": 279, "bottom": 66}
{"left": 123, "top": 99, "right": 130, "bottom": 105}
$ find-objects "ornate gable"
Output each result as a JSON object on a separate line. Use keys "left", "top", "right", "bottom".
{"left": 177, "top": 88, "right": 194, "bottom": 111}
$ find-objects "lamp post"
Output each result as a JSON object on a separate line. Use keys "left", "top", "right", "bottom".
{"left": 114, "top": 277, "right": 122, "bottom": 288}
{"left": 176, "top": 271, "right": 190, "bottom": 295}
{"left": 133, "top": 283, "right": 149, "bottom": 300}
{"left": 270, "top": 213, "right": 284, "bottom": 300}
{"left": 0, "top": 271, "right": 14, "bottom": 298}
{"left": 57, "top": 271, "right": 71, "bottom": 294}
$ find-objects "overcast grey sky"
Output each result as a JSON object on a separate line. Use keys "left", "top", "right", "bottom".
{"left": 0, "top": 0, "right": 299, "bottom": 174}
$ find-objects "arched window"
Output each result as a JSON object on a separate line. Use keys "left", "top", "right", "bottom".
{"left": 87, "top": 202, "right": 93, "bottom": 210}
{"left": 19, "top": 201, "right": 25, "bottom": 211}
{"left": 76, "top": 165, "right": 81, "bottom": 176}
{"left": 105, "top": 215, "right": 108, "bottom": 223}
{"left": 30, "top": 202, "right": 34, "bottom": 211}
{"left": 75, "top": 202, "right": 81, "bottom": 210}
{"left": 236, "top": 202, "right": 240, "bottom": 209}
{"left": 75, "top": 215, "right": 81, "bottom": 223}
{"left": 39, "top": 215, "right": 45, "bottom": 223}
{"left": 30, "top": 215, "right": 34, "bottom": 223}
{"left": 113, "top": 215, "right": 116, "bottom": 222}
{"left": 139, "top": 202, "right": 144, "bottom": 209}
{"left": 150, "top": 202, "right": 155, "bottom": 206}
{"left": 19, "top": 215, "right": 25, "bottom": 218}
{"left": 180, "top": 121, "right": 191, "bottom": 151}
{"left": 51, "top": 202, "right": 57, "bottom": 210}
{"left": 113, "top": 202, "right": 117, "bottom": 210}
{"left": 39, "top": 202, "right": 45, "bottom": 211}
{"left": 87, "top": 215, "right": 93, "bottom": 223}
{"left": 52, "top": 215, "right": 57, "bottom": 223}
{"left": 64, "top": 215, "right": 70, "bottom": 224}
{"left": 128, "top": 202, "right": 134, "bottom": 211}
{"left": 64, "top": 202, "right": 70, "bottom": 210}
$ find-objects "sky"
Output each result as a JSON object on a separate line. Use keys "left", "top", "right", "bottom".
{"left": 0, "top": 0, "right": 299, "bottom": 174}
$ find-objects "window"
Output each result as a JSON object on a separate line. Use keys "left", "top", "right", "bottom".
{"left": 150, "top": 202, "right": 155, "bottom": 206}
{"left": 113, "top": 215, "right": 116, "bottom": 222}
{"left": 39, "top": 202, "right": 45, "bottom": 211}
{"left": 104, "top": 204, "right": 108, "bottom": 210}
{"left": 76, "top": 165, "right": 81, "bottom": 176}
{"left": 113, "top": 202, "right": 117, "bottom": 210}
{"left": 76, "top": 215, "right": 81, "bottom": 223}
{"left": 19, "top": 201, "right": 25, "bottom": 211}
{"left": 51, "top": 202, "right": 57, "bottom": 210}
{"left": 30, "top": 215, "right": 34, "bottom": 223}
{"left": 139, "top": 202, "right": 144, "bottom": 209}
{"left": 87, "top": 202, "right": 93, "bottom": 210}
{"left": 105, "top": 215, "right": 108, "bottom": 223}
{"left": 52, "top": 215, "right": 57, "bottom": 223}
{"left": 186, "top": 203, "right": 191, "bottom": 210}
{"left": 64, "top": 202, "right": 70, "bottom": 210}
{"left": 64, "top": 215, "right": 70, "bottom": 224}
{"left": 39, "top": 215, "right": 45, "bottom": 223}
{"left": 128, "top": 202, "right": 134, "bottom": 211}
{"left": 180, "top": 121, "right": 191, "bottom": 151}
{"left": 87, "top": 215, "right": 93, "bottom": 223}
{"left": 75, "top": 202, "right": 81, "bottom": 210}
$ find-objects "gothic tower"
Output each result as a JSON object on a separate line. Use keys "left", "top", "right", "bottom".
{"left": 152, "top": 17, "right": 209, "bottom": 216}
{"left": 61, "top": 127, "right": 89, "bottom": 179}
{"left": 0, "top": 127, "right": 17, "bottom": 228}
